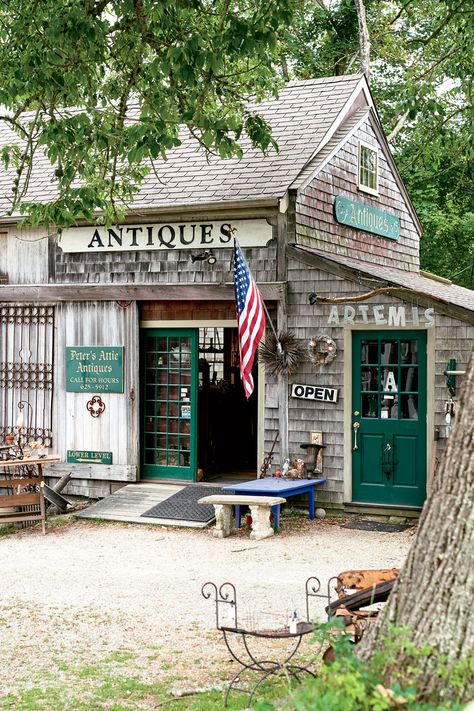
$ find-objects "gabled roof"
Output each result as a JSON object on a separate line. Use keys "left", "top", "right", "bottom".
{"left": 0, "top": 74, "right": 364, "bottom": 218}
{"left": 290, "top": 245, "right": 474, "bottom": 323}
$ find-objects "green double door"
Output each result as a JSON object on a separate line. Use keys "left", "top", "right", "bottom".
{"left": 141, "top": 329, "right": 198, "bottom": 480}
{"left": 352, "top": 331, "right": 427, "bottom": 507}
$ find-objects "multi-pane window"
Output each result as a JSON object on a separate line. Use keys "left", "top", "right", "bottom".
{"left": 358, "top": 141, "right": 378, "bottom": 195}
{"left": 360, "top": 339, "right": 419, "bottom": 420}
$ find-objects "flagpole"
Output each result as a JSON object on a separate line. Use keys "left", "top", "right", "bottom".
{"left": 261, "top": 300, "right": 282, "bottom": 353}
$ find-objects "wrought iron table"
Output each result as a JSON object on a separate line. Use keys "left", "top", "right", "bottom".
{"left": 222, "top": 477, "right": 326, "bottom": 529}
{"left": 202, "top": 577, "right": 331, "bottom": 708}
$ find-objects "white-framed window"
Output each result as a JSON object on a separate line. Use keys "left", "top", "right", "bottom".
{"left": 358, "top": 140, "right": 378, "bottom": 195}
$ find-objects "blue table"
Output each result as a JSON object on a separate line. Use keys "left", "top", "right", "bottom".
{"left": 222, "top": 478, "right": 326, "bottom": 530}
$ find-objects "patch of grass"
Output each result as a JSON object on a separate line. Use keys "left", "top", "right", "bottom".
{"left": 0, "top": 647, "right": 295, "bottom": 711}
{"left": 0, "top": 523, "right": 16, "bottom": 537}
{"left": 103, "top": 650, "right": 135, "bottom": 664}
{"left": 48, "top": 513, "right": 75, "bottom": 528}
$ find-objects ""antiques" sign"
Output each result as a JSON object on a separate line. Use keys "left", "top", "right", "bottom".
{"left": 291, "top": 384, "right": 339, "bottom": 403}
{"left": 59, "top": 219, "right": 272, "bottom": 253}
{"left": 334, "top": 196, "right": 400, "bottom": 240}
{"left": 67, "top": 450, "right": 113, "bottom": 465}
{"left": 66, "top": 346, "right": 124, "bottom": 393}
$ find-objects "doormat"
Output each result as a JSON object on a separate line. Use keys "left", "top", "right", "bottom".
{"left": 141, "top": 485, "right": 225, "bottom": 523}
{"left": 342, "top": 520, "right": 413, "bottom": 533}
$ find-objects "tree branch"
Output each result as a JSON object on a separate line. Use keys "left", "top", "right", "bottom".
{"left": 353, "top": 0, "right": 370, "bottom": 80}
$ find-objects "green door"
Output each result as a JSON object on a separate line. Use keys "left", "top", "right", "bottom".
{"left": 141, "top": 329, "right": 198, "bottom": 480}
{"left": 352, "top": 331, "right": 427, "bottom": 507}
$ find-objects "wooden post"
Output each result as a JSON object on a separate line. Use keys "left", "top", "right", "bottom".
{"left": 277, "top": 211, "right": 289, "bottom": 459}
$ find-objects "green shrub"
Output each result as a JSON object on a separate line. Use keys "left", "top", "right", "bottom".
{"left": 259, "top": 621, "right": 469, "bottom": 711}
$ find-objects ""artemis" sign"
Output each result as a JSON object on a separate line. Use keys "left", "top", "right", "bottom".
{"left": 327, "top": 305, "right": 435, "bottom": 328}
{"left": 59, "top": 219, "right": 272, "bottom": 253}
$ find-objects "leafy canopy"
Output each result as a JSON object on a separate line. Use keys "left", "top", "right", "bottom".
{"left": 0, "top": 0, "right": 294, "bottom": 227}
{"left": 278, "top": 0, "right": 474, "bottom": 287}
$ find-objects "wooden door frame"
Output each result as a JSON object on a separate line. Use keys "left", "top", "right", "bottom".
{"left": 139, "top": 319, "right": 265, "bottom": 476}
{"left": 343, "top": 323, "right": 435, "bottom": 505}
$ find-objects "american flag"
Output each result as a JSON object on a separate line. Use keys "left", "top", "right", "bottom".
{"left": 233, "top": 239, "right": 265, "bottom": 398}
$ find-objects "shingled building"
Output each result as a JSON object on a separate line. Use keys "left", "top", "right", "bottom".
{"left": 1, "top": 74, "right": 473, "bottom": 516}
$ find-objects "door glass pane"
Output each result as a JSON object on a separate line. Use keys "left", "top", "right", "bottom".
{"left": 362, "top": 393, "right": 378, "bottom": 417}
{"left": 361, "top": 367, "right": 378, "bottom": 391}
{"left": 401, "top": 366, "right": 418, "bottom": 392}
{"left": 381, "top": 341, "right": 398, "bottom": 364}
{"left": 168, "top": 402, "right": 179, "bottom": 417}
{"left": 400, "top": 394, "right": 418, "bottom": 419}
{"left": 381, "top": 395, "right": 398, "bottom": 419}
{"left": 400, "top": 340, "right": 418, "bottom": 364}
{"left": 361, "top": 341, "right": 378, "bottom": 364}
{"left": 381, "top": 368, "right": 398, "bottom": 394}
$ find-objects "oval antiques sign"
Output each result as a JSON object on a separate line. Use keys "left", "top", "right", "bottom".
{"left": 334, "top": 196, "right": 400, "bottom": 240}
{"left": 59, "top": 219, "right": 272, "bottom": 253}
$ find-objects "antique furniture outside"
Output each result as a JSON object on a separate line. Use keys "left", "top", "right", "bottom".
{"left": 222, "top": 477, "right": 326, "bottom": 529}
{"left": 0, "top": 454, "right": 60, "bottom": 535}
{"left": 300, "top": 442, "right": 326, "bottom": 476}
{"left": 201, "top": 577, "right": 333, "bottom": 707}
{"left": 198, "top": 494, "right": 286, "bottom": 539}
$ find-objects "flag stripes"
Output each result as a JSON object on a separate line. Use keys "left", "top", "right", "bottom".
{"left": 233, "top": 239, "right": 265, "bottom": 398}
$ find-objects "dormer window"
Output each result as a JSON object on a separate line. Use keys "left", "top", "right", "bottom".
{"left": 358, "top": 140, "right": 378, "bottom": 195}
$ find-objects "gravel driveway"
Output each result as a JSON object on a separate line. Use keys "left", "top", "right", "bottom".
{"left": 0, "top": 517, "right": 413, "bottom": 701}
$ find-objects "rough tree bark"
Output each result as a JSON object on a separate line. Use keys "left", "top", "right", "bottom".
{"left": 353, "top": 0, "right": 371, "bottom": 79}
{"left": 358, "top": 348, "right": 474, "bottom": 702}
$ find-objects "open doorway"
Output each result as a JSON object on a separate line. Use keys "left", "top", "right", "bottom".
{"left": 198, "top": 327, "right": 258, "bottom": 479}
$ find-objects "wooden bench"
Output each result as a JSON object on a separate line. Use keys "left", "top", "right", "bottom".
{"left": 198, "top": 495, "right": 286, "bottom": 540}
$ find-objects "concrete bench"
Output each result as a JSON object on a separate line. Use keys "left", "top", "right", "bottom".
{"left": 198, "top": 495, "right": 286, "bottom": 540}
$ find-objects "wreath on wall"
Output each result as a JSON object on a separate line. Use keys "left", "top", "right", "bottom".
{"left": 308, "top": 335, "right": 337, "bottom": 366}
{"left": 259, "top": 330, "right": 306, "bottom": 376}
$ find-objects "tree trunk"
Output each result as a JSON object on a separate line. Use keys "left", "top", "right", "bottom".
{"left": 358, "top": 349, "right": 474, "bottom": 702}
{"left": 353, "top": 0, "right": 370, "bottom": 79}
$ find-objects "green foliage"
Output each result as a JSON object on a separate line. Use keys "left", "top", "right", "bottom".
{"left": 0, "top": 0, "right": 295, "bottom": 227}
{"left": 0, "top": 523, "right": 16, "bottom": 537}
{"left": 262, "top": 622, "right": 470, "bottom": 710}
{"left": 279, "top": 0, "right": 474, "bottom": 286}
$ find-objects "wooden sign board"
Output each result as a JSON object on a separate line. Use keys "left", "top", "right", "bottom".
{"left": 291, "top": 384, "right": 339, "bottom": 403}
{"left": 59, "top": 219, "right": 273, "bottom": 253}
{"left": 334, "top": 196, "right": 400, "bottom": 240}
{"left": 66, "top": 346, "right": 124, "bottom": 393}
{"left": 67, "top": 450, "right": 113, "bottom": 465}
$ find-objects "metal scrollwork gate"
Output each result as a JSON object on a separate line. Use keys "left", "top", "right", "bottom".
{"left": 0, "top": 305, "right": 54, "bottom": 446}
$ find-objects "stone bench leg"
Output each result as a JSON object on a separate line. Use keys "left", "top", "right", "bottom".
{"left": 249, "top": 505, "right": 274, "bottom": 540}
{"left": 213, "top": 503, "right": 233, "bottom": 538}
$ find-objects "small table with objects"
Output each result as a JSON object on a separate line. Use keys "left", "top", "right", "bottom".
{"left": 222, "top": 477, "right": 326, "bottom": 530}
{"left": 201, "top": 577, "right": 330, "bottom": 708}
{"left": 0, "top": 454, "right": 60, "bottom": 535}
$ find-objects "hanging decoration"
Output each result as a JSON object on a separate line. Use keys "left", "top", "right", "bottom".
{"left": 259, "top": 329, "right": 306, "bottom": 376}
{"left": 308, "top": 335, "right": 337, "bottom": 366}
{"left": 87, "top": 395, "right": 106, "bottom": 418}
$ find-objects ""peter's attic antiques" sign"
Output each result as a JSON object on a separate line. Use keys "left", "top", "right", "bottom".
{"left": 66, "top": 347, "right": 124, "bottom": 393}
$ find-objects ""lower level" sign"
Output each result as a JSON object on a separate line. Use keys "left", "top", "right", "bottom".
{"left": 291, "top": 384, "right": 338, "bottom": 403}
{"left": 67, "top": 450, "right": 113, "bottom": 465}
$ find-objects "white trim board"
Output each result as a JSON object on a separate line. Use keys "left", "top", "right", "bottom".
{"left": 140, "top": 319, "right": 237, "bottom": 328}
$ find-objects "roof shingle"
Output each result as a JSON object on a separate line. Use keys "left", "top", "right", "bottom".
{"left": 0, "top": 75, "right": 362, "bottom": 217}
